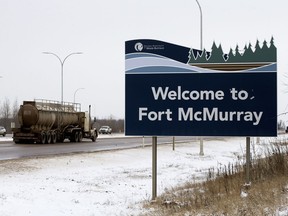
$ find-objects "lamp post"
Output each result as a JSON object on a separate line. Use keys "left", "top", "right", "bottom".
{"left": 195, "top": 0, "right": 203, "bottom": 50}
{"left": 73, "top": 87, "right": 85, "bottom": 103}
{"left": 43, "top": 52, "right": 82, "bottom": 104}
{"left": 195, "top": 0, "right": 204, "bottom": 155}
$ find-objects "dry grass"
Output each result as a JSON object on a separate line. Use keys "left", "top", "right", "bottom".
{"left": 142, "top": 141, "right": 288, "bottom": 215}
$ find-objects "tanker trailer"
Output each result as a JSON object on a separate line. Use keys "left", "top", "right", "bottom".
{"left": 13, "top": 99, "right": 98, "bottom": 144}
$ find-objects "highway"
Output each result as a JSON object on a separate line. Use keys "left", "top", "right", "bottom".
{"left": 0, "top": 134, "right": 197, "bottom": 160}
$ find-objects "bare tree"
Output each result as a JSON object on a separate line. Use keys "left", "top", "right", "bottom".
{"left": 0, "top": 98, "right": 11, "bottom": 129}
{"left": 12, "top": 98, "right": 19, "bottom": 128}
{"left": 12, "top": 99, "right": 18, "bottom": 118}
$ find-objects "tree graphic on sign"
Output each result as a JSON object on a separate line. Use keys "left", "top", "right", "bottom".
{"left": 188, "top": 37, "right": 276, "bottom": 70}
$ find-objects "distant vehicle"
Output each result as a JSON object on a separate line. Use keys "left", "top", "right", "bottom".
{"left": 12, "top": 99, "right": 98, "bottom": 144}
{"left": 0, "top": 126, "right": 6, "bottom": 137}
{"left": 99, "top": 126, "right": 112, "bottom": 134}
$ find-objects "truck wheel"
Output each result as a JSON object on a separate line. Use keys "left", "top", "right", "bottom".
{"left": 51, "top": 131, "right": 57, "bottom": 144}
{"left": 91, "top": 133, "right": 96, "bottom": 142}
{"left": 70, "top": 132, "right": 78, "bottom": 142}
{"left": 46, "top": 132, "right": 52, "bottom": 144}
{"left": 40, "top": 132, "right": 46, "bottom": 144}
{"left": 78, "top": 131, "right": 83, "bottom": 142}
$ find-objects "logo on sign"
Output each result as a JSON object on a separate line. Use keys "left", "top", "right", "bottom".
{"left": 134, "top": 42, "right": 143, "bottom": 52}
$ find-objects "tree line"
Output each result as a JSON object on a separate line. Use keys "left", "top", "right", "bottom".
{"left": 189, "top": 37, "right": 276, "bottom": 64}
{"left": 93, "top": 116, "right": 124, "bottom": 133}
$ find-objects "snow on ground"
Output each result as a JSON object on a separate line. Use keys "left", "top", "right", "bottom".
{"left": 0, "top": 135, "right": 287, "bottom": 216}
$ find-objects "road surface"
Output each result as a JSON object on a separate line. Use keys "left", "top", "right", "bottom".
{"left": 0, "top": 134, "right": 198, "bottom": 160}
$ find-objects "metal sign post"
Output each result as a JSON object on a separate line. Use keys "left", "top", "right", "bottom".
{"left": 245, "top": 137, "right": 251, "bottom": 184}
{"left": 152, "top": 136, "right": 157, "bottom": 200}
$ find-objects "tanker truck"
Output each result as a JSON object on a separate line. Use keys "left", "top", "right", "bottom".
{"left": 13, "top": 99, "right": 98, "bottom": 144}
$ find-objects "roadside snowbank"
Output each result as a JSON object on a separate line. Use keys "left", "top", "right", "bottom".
{"left": 0, "top": 136, "right": 287, "bottom": 215}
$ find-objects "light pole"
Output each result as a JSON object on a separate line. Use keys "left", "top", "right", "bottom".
{"left": 73, "top": 87, "right": 85, "bottom": 103}
{"left": 195, "top": 0, "right": 203, "bottom": 50}
{"left": 43, "top": 52, "right": 82, "bottom": 104}
{"left": 195, "top": 0, "right": 204, "bottom": 155}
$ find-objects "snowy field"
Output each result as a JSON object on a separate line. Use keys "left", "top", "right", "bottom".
{"left": 0, "top": 135, "right": 287, "bottom": 216}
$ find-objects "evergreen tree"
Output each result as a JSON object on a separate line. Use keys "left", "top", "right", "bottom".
{"left": 255, "top": 39, "right": 261, "bottom": 52}
{"left": 188, "top": 48, "right": 202, "bottom": 64}
{"left": 196, "top": 49, "right": 208, "bottom": 63}
{"left": 269, "top": 36, "right": 277, "bottom": 62}
{"left": 262, "top": 40, "right": 269, "bottom": 50}
{"left": 208, "top": 42, "right": 225, "bottom": 63}
{"left": 253, "top": 39, "right": 262, "bottom": 62}
{"left": 231, "top": 44, "right": 242, "bottom": 62}
{"left": 270, "top": 36, "right": 276, "bottom": 48}
{"left": 260, "top": 40, "right": 270, "bottom": 62}
{"left": 188, "top": 49, "right": 193, "bottom": 63}
{"left": 226, "top": 48, "right": 235, "bottom": 63}
{"left": 242, "top": 43, "right": 254, "bottom": 62}
{"left": 188, "top": 49, "right": 195, "bottom": 64}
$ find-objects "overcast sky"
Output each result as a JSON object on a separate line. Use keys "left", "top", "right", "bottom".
{"left": 0, "top": 0, "right": 287, "bottom": 122}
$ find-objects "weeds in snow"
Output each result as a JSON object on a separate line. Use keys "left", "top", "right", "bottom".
{"left": 142, "top": 138, "right": 288, "bottom": 215}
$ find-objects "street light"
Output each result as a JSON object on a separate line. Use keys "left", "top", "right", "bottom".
{"left": 42, "top": 52, "right": 83, "bottom": 104}
{"left": 195, "top": 0, "right": 204, "bottom": 155}
{"left": 73, "top": 87, "right": 85, "bottom": 103}
{"left": 195, "top": 0, "right": 203, "bottom": 50}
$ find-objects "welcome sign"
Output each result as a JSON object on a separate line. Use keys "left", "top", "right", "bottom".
{"left": 125, "top": 39, "right": 277, "bottom": 136}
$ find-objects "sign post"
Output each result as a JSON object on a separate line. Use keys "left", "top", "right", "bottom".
{"left": 246, "top": 137, "right": 251, "bottom": 184}
{"left": 152, "top": 136, "right": 157, "bottom": 200}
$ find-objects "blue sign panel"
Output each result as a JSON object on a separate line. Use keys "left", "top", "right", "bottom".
{"left": 125, "top": 39, "right": 277, "bottom": 136}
